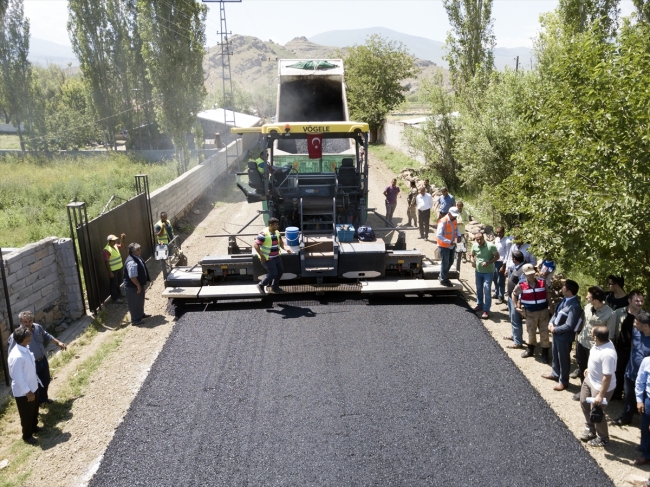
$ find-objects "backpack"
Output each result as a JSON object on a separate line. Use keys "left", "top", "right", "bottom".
{"left": 357, "top": 226, "right": 376, "bottom": 242}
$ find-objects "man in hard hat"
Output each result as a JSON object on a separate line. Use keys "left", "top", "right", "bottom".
{"left": 103, "top": 233, "right": 126, "bottom": 304}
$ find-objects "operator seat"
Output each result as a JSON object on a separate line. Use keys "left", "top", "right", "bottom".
{"left": 337, "top": 158, "right": 357, "bottom": 187}
{"left": 247, "top": 161, "right": 264, "bottom": 191}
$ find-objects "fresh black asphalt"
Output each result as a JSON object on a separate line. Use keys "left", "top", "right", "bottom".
{"left": 91, "top": 295, "right": 613, "bottom": 486}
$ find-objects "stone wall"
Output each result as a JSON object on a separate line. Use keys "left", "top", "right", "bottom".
{"left": 1, "top": 237, "right": 84, "bottom": 350}
{"left": 377, "top": 122, "right": 426, "bottom": 165}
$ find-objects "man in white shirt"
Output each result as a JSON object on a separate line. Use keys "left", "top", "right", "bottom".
{"left": 492, "top": 226, "right": 512, "bottom": 304}
{"left": 579, "top": 325, "right": 617, "bottom": 447}
{"left": 8, "top": 326, "right": 43, "bottom": 444}
{"left": 415, "top": 187, "right": 434, "bottom": 240}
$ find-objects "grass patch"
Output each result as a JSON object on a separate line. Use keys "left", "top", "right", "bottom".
{"left": 368, "top": 144, "right": 428, "bottom": 192}
{"left": 0, "top": 135, "right": 21, "bottom": 150}
{"left": 0, "top": 153, "right": 178, "bottom": 247}
{"left": 0, "top": 311, "right": 124, "bottom": 486}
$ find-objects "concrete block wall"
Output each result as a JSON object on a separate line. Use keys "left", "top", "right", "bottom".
{"left": 378, "top": 122, "right": 426, "bottom": 165}
{"left": 1, "top": 237, "right": 84, "bottom": 350}
{"left": 150, "top": 133, "right": 260, "bottom": 223}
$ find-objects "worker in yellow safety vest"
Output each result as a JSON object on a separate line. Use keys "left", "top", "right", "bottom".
{"left": 103, "top": 233, "right": 126, "bottom": 303}
{"left": 436, "top": 206, "right": 461, "bottom": 286}
{"left": 253, "top": 217, "right": 292, "bottom": 294}
{"left": 154, "top": 212, "right": 174, "bottom": 245}
{"left": 255, "top": 150, "right": 275, "bottom": 176}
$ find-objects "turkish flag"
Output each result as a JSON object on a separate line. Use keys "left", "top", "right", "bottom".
{"left": 307, "top": 134, "right": 323, "bottom": 159}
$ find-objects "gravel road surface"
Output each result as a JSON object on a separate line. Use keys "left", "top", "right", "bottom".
{"left": 90, "top": 295, "right": 612, "bottom": 487}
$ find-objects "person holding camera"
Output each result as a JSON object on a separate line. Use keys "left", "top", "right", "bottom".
{"left": 579, "top": 325, "right": 617, "bottom": 447}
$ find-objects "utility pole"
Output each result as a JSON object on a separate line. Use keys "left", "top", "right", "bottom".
{"left": 515, "top": 55, "right": 519, "bottom": 72}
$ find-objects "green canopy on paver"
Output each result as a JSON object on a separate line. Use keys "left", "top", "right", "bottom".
{"left": 286, "top": 60, "right": 338, "bottom": 70}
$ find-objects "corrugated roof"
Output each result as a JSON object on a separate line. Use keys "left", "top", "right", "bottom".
{"left": 197, "top": 109, "right": 261, "bottom": 128}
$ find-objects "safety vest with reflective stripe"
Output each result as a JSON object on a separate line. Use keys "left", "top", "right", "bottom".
{"left": 155, "top": 220, "right": 172, "bottom": 244}
{"left": 436, "top": 215, "right": 458, "bottom": 249}
{"left": 104, "top": 244, "right": 123, "bottom": 271}
{"left": 520, "top": 278, "right": 548, "bottom": 311}
{"left": 255, "top": 158, "right": 265, "bottom": 175}
{"left": 256, "top": 229, "right": 281, "bottom": 259}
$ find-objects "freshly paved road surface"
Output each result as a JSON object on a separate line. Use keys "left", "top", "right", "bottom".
{"left": 90, "top": 295, "right": 613, "bottom": 486}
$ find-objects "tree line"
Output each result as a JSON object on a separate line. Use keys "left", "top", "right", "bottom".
{"left": 0, "top": 0, "right": 207, "bottom": 173}
{"left": 400, "top": 0, "right": 650, "bottom": 297}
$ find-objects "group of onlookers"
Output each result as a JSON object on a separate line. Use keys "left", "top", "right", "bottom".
{"left": 492, "top": 228, "right": 650, "bottom": 473}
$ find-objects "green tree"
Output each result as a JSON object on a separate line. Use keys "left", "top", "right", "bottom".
{"left": 0, "top": 0, "right": 31, "bottom": 152}
{"left": 493, "top": 21, "right": 650, "bottom": 297}
{"left": 443, "top": 0, "right": 496, "bottom": 91}
{"left": 342, "top": 35, "right": 418, "bottom": 142}
{"left": 403, "top": 72, "right": 459, "bottom": 189}
{"left": 633, "top": 0, "right": 650, "bottom": 22}
{"left": 138, "top": 0, "right": 208, "bottom": 173}
{"left": 558, "top": 0, "right": 620, "bottom": 39}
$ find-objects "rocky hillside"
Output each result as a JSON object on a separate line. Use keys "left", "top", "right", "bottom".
{"left": 203, "top": 35, "right": 446, "bottom": 98}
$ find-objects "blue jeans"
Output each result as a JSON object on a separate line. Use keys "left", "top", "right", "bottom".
{"left": 439, "top": 246, "right": 455, "bottom": 282}
{"left": 261, "top": 257, "right": 284, "bottom": 289}
{"left": 641, "top": 408, "right": 650, "bottom": 459}
{"left": 507, "top": 296, "right": 523, "bottom": 345}
{"left": 475, "top": 271, "right": 494, "bottom": 311}
{"left": 493, "top": 261, "right": 505, "bottom": 299}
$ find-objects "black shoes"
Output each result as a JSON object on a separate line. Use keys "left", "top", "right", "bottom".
{"left": 521, "top": 345, "right": 535, "bottom": 358}
{"left": 611, "top": 417, "right": 632, "bottom": 426}
{"left": 440, "top": 280, "right": 453, "bottom": 287}
{"left": 23, "top": 435, "right": 37, "bottom": 445}
{"left": 142, "top": 314, "right": 152, "bottom": 319}
{"left": 271, "top": 288, "right": 286, "bottom": 294}
{"left": 257, "top": 283, "right": 266, "bottom": 294}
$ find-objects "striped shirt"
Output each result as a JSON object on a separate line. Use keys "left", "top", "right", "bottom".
{"left": 255, "top": 230, "right": 280, "bottom": 259}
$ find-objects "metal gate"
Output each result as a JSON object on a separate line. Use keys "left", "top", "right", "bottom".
{"left": 67, "top": 176, "right": 154, "bottom": 313}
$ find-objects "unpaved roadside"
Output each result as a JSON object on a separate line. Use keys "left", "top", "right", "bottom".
{"left": 0, "top": 153, "right": 647, "bottom": 486}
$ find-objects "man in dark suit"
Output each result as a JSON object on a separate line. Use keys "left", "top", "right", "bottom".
{"left": 542, "top": 279, "right": 583, "bottom": 391}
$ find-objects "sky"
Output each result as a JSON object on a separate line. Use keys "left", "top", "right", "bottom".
{"left": 25, "top": 0, "right": 637, "bottom": 49}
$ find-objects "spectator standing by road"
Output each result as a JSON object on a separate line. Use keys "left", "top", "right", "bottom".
{"left": 254, "top": 217, "right": 293, "bottom": 294}
{"left": 539, "top": 254, "right": 556, "bottom": 285}
{"left": 579, "top": 325, "right": 617, "bottom": 447}
{"left": 123, "top": 243, "right": 151, "bottom": 325}
{"left": 504, "top": 250, "right": 526, "bottom": 349}
{"left": 612, "top": 291, "right": 645, "bottom": 401}
{"left": 416, "top": 187, "right": 434, "bottom": 241}
{"left": 513, "top": 264, "right": 552, "bottom": 363}
{"left": 492, "top": 226, "right": 512, "bottom": 305}
{"left": 606, "top": 275, "right": 628, "bottom": 310}
{"left": 154, "top": 212, "right": 174, "bottom": 246}
{"left": 437, "top": 187, "right": 455, "bottom": 220}
{"left": 436, "top": 206, "right": 461, "bottom": 286}
{"left": 635, "top": 355, "right": 650, "bottom": 465}
{"left": 423, "top": 179, "right": 433, "bottom": 194}
{"left": 470, "top": 232, "right": 500, "bottom": 319}
{"left": 103, "top": 233, "right": 126, "bottom": 304}
{"left": 8, "top": 326, "right": 42, "bottom": 445}
{"left": 502, "top": 234, "right": 536, "bottom": 273}
{"left": 406, "top": 180, "right": 418, "bottom": 227}
{"left": 572, "top": 286, "right": 616, "bottom": 400}
{"left": 383, "top": 179, "right": 400, "bottom": 224}
{"left": 542, "top": 279, "right": 583, "bottom": 391}
{"left": 612, "top": 311, "right": 650, "bottom": 426}
{"left": 455, "top": 201, "right": 470, "bottom": 263}
{"left": 8, "top": 310, "right": 66, "bottom": 406}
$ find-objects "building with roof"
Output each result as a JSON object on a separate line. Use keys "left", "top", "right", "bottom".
{"left": 197, "top": 109, "right": 262, "bottom": 149}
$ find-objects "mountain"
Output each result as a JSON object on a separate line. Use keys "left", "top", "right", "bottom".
{"left": 310, "top": 26, "right": 532, "bottom": 71}
{"left": 203, "top": 35, "right": 446, "bottom": 99}
{"left": 29, "top": 38, "right": 78, "bottom": 67}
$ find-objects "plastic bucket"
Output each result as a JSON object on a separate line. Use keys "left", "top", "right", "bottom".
{"left": 285, "top": 227, "right": 300, "bottom": 247}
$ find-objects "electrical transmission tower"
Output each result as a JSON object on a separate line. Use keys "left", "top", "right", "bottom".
{"left": 203, "top": 0, "right": 241, "bottom": 170}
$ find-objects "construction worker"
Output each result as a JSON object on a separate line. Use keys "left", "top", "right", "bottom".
{"left": 436, "top": 206, "right": 461, "bottom": 286}
{"left": 154, "top": 212, "right": 174, "bottom": 245}
{"left": 253, "top": 217, "right": 292, "bottom": 294}
{"left": 255, "top": 150, "right": 275, "bottom": 176}
{"left": 103, "top": 233, "right": 126, "bottom": 304}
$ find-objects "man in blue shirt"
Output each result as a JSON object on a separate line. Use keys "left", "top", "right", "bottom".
{"left": 437, "top": 187, "right": 456, "bottom": 220}
{"left": 542, "top": 279, "right": 583, "bottom": 390}
{"left": 613, "top": 310, "right": 650, "bottom": 426}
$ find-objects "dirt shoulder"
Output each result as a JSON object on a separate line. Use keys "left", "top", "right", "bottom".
{"left": 0, "top": 155, "right": 647, "bottom": 487}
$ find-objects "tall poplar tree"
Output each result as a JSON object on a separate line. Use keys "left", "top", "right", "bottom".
{"left": 138, "top": 0, "right": 207, "bottom": 172}
{"left": 443, "top": 0, "right": 495, "bottom": 92}
{"left": 0, "top": 0, "right": 32, "bottom": 152}
{"left": 558, "top": 0, "right": 620, "bottom": 39}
